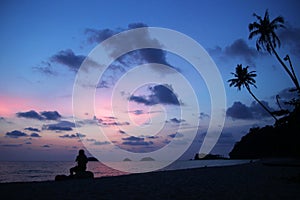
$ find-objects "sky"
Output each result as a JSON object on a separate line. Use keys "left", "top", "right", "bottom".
{"left": 0, "top": 0, "right": 300, "bottom": 162}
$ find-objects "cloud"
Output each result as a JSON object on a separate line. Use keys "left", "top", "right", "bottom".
{"left": 50, "top": 49, "right": 86, "bottom": 72}
{"left": 121, "top": 136, "right": 153, "bottom": 146}
{"left": 129, "top": 110, "right": 144, "bottom": 115}
{"left": 42, "top": 145, "right": 51, "bottom": 148}
{"left": 33, "top": 61, "right": 58, "bottom": 76}
{"left": 199, "top": 112, "right": 210, "bottom": 120}
{"left": 37, "top": 49, "right": 99, "bottom": 75}
{"left": 16, "top": 110, "right": 61, "bottom": 121}
{"left": 40, "top": 111, "right": 61, "bottom": 120}
{"left": 85, "top": 23, "right": 175, "bottom": 73}
{"left": 24, "top": 127, "right": 40, "bottom": 132}
{"left": 16, "top": 110, "right": 43, "bottom": 120}
{"left": 59, "top": 134, "right": 78, "bottom": 139}
{"left": 6, "top": 130, "right": 28, "bottom": 138}
{"left": 279, "top": 24, "right": 300, "bottom": 57}
{"left": 93, "top": 141, "right": 110, "bottom": 145}
{"left": 208, "top": 38, "right": 263, "bottom": 66}
{"left": 168, "top": 132, "right": 184, "bottom": 138}
{"left": 129, "top": 84, "right": 180, "bottom": 106}
{"left": 169, "top": 118, "right": 185, "bottom": 124}
{"left": 76, "top": 133, "right": 86, "bottom": 138}
{"left": 122, "top": 136, "right": 144, "bottom": 141}
{"left": 226, "top": 101, "right": 275, "bottom": 120}
{"left": 85, "top": 22, "right": 148, "bottom": 44}
{"left": 30, "top": 133, "right": 41, "bottom": 138}
{"left": 98, "top": 117, "right": 130, "bottom": 127}
{"left": 122, "top": 141, "right": 153, "bottom": 146}
{"left": 43, "top": 121, "right": 75, "bottom": 131}
{"left": 273, "top": 87, "right": 299, "bottom": 110}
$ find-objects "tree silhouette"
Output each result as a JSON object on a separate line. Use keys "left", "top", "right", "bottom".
{"left": 248, "top": 9, "right": 300, "bottom": 93}
{"left": 228, "top": 64, "right": 278, "bottom": 122}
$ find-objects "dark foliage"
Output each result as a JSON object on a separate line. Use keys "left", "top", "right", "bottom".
{"left": 229, "top": 107, "right": 300, "bottom": 159}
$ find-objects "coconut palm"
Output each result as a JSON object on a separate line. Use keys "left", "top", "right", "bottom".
{"left": 248, "top": 9, "right": 300, "bottom": 93}
{"left": 228, "top": 64, "right": 278, "bottom": 122}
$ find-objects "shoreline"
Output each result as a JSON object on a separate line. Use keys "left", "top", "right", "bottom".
{"left": 0, "top": 161, "right": 299, "bottom": 200}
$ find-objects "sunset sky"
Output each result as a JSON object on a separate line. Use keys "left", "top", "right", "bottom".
{"left": 0, "top": 0, "right": 299, "bottom": 162}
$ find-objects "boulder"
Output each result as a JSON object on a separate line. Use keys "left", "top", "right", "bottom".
{"left": 55, "top": 171, "right": 94, "bottom": 181}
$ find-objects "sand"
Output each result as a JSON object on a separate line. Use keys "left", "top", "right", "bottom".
{"left": 0, "top": 160, "right": 299, "bottom": 200}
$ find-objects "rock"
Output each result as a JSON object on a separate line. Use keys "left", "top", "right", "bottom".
{"left": 55, "top": 171, "right": 94, "bottom": 181}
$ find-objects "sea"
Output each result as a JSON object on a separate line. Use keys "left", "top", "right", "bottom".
{"left": 0, "top": 159, "right": 252, "bottom": 183}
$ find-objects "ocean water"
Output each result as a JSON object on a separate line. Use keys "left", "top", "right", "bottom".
{"left": 0, "top": 159, "right": 252, "bottom": 183}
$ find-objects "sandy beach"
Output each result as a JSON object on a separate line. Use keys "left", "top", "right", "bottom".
{"left": 0, "top": 160, "right": 299, "bottom": 200}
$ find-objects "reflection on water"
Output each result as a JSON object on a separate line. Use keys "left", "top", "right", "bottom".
{"left": 0, "top": 159, "right": 252, "bottom": 183}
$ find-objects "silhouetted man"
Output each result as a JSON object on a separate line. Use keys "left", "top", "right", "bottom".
{"left": 70, "top": 149, "right": 88, "bottom": 175}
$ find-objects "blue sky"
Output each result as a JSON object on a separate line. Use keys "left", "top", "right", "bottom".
{"left": 0, "top": 0, "right": 299, "bottom": 161}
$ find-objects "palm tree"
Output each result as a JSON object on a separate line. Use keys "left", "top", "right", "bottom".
{"left": 228, "top": 64, "right": 278, "bottom": 122}
{"left": 248, "top": 9, "right": 300, "bottom": 93}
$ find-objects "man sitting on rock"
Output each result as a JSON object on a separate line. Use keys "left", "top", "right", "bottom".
{"left": 70, "top": 149, "right": 88, "bottom": 176}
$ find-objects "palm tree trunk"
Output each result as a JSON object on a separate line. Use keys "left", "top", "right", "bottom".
{"left": 246, "top": 86, "right": 278, "bottom": 122}
{"left": 270, "top": 44, "right": 300, "bottom": 93}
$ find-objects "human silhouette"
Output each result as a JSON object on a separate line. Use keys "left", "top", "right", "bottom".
{"left": 70, "top": 149, "right": 88, "bottom": 176}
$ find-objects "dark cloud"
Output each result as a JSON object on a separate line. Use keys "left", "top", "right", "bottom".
{"left": 119, "top": 130, "right": 126, "bottom": 134}
{"left": 169, "top": 118, "right": 185, "bottom": 124}
{"left": 250, "top": 101, "right": 275, "bottom": 118}
{"left": 42, "top": 145, "right": 51, "bottom": 148}
{"left": 122, "top": 141, "right": 153, "bottom": 146}
{"left": 59, "top": 134, "right": 77, "bottom": 139}
{"left": 43, "top": 121, "right": 75, "bottom": 131}
{"left": 33, "top": 61, "right": 58, "bottom": 76}
{"left": 199, "top": 112, "right": 210, "bottom": 120}
{"left": 85, "top": 23, "right": 175, "bottom": 74}
{"left": 16, "top": 110, "right": 43, "bottom": 120}
{"left": 50, "top": 49, "right": 86, "bottom": 72}
{"left": 86, "top": 138, "right": 96, "bottom": 142}
{"left": 273, "top": 87, "right": 299, "bottom": 110}
{"left": 122, "top": 136, "right": 144, "bottom": 141}
{"left": 97, "top": 80, "right": 110, "bottom": 89}
{"left": 30, "top": 133, "right": 41, "bottom": 138}
{"left": 24, "top": 127, "right": 40, "bottom": 132}
{"left": 279, "top": 24, "right": 300, "bottom": 57}
{"left": 227, "top": 102, "right": 254, "bottom": 119}
{"left": 76, "top": 133, "right": 86, "bottom": 138}
{"left": 168, "top": 132, "right": 184, "bottom": 138}
{"left": 16, "top": 110, "right": 61, "bottom": 121}
{"left": 6, "top": 130, "right": 28, "bottom": 138}
{"left": 93, "top": 141, "right": 110, "bottom": 145}
{"left": 40, "top": 111, "right": 61, "bottom": 120}
{"left": 226, "top": 101, "right": 275, "bottom": 120}
{"left": 122, "top": 136, "right": 153, "bottom": 146}
{"left": 208, "top": 38, "right": 263, "bottom": 66}
{"left": 85, "top": 22, "right": 148, "bottom": 44}
{"left": 129, "top": 84, "right": 180, "bottom": 106}
{"left": 37, "top": 49, "right": 99, "bottom": 75}
{"left": 129, "top": 110, "right": 144, "bottom": 115}
{"left": 98, "top": 117, "right": 130, "bottom": 127}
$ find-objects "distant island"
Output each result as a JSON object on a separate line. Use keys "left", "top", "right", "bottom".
{"left": 193, "top": 153, "right": 228, "bottom": 160}
{"left": 140, "top": 157, "right": 155, "bottom": 161}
